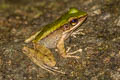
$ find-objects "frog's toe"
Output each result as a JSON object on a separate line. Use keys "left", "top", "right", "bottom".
{"left": 67, "top": 48, "right": 82, "bottom": 55}
{"left": 62, "top": 54, "right": 80, "bottom": 59}
{"left": 40, "top": 64, "right": 65, "bottom": 74}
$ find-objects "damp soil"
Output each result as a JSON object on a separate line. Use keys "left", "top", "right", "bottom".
{"left": 0, "top": 0, "right": 120, "bottom": 80}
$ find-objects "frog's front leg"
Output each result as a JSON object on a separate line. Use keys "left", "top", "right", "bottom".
{"left": 57, "top": 36, "right": 80, "bottom": 59}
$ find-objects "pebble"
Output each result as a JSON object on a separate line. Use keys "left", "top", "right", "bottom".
{"left": 102, "top": 13, "right": 111, "bottom": 20}
{"left": 114, "top": 16, "right": 120, "bottom": 26}
{"left": 90, "top": 5, "right": 102, "bottom": 16}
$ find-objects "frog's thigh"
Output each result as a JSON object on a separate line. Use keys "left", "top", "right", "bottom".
{"left": 57, "top": 36, "right": 79, "bottom": 58}
{"left": 23, "top": 46, "right": 65, "bottom": 74}
{"left": 23, "top": 47, "right": 55, "bottom": 73}
{"left": 33, "top": 44, "right": 56, "bottom": 67}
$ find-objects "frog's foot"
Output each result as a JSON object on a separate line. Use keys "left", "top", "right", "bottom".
{"left": 66, "top": 47, "right": 82, "bottom": 55}
{"left": 39, "top": 64, "right": 65, "bottom": 74}
{"left": 62, "top": 48, "right": 82, "bottom": 59}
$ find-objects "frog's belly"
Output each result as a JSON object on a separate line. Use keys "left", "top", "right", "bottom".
{"left": 39, "top": 30, "right": 62, "bottom": 48}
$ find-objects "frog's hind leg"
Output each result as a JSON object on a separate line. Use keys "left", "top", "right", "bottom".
{"left": 22, "top": 46, "right": 65, "bottom": 74}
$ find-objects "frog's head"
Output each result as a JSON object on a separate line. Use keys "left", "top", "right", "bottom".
{"left": 61, "top": 8, "right": 87, "bottom": 35}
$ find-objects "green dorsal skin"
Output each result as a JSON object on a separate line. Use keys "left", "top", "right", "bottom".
{"left": 33, "top": 8, "right": 87, "bottom": 42}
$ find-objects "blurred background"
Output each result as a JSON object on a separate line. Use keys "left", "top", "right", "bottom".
{"left": 0, "top": 0, "right": 120, "bottom": 80}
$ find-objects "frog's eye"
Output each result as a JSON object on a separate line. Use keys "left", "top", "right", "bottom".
{"left": 70, "top": 19, "right": 78, "bottom": 26}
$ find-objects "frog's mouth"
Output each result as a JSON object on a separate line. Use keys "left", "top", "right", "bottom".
{"left": 63, "top": 15, "right": 87, "bottom": 34}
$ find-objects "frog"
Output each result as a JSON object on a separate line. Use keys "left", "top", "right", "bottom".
{"left": 22, "top": 8, "right": 87, "bottom": 74}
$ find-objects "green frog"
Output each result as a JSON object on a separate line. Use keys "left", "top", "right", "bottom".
{"left": 22, "top": 8, "right": 87, "bottom": 74}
